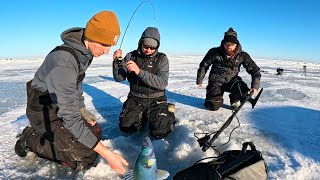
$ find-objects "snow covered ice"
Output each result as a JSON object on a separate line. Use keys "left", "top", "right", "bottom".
{"left": 0, "top": 56, "right": 319, "bottom": 179}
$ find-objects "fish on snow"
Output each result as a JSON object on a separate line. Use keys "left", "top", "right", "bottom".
{"left": 123, "top": 136, "right": 169, "bottom": 180}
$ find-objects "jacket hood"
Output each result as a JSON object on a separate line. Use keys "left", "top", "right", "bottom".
{"left": 61, "top": 27, "right": 93, "bottom": 60}
{"left": 137, "top": 27, "right": 160, "bottom": 57}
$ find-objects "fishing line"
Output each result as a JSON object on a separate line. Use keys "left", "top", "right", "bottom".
{"left": 119, "top": 0, "right": 157, "bottom": 138}
{"left": 119, "top": 0, "right": 156, "bottom": 50}
{"left": 132, "top": 0, "right": 156, "bottom": 139}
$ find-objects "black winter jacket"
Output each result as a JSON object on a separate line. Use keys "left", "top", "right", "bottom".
{"left": 196, "top": 43, "right": 261, "bottom": 90}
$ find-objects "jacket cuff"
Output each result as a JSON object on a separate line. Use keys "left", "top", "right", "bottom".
{"left": 80, "top": 131, "right": 99, "bottom": 149}
{"left": 137, "top": 69, "right": 146, "bottom": 79}
{"left": 91, "top": 138, "right": 100, "bottom": 150}
{"left": 79, "top": 101, "right": 86, "bottom": 109}
{"left": 252, "top": 83, "right": 259, "bottom": 90}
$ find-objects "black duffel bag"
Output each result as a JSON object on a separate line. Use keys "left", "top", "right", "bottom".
{"left": 174, "top": 142, "right": 268, "bottom": 180}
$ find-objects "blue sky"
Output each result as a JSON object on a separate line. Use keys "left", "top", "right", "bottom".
{"left": 1, "top": 0, "right": 319, "bottom": 62}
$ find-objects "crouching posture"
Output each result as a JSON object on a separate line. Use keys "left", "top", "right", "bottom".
{"left": 196, "top": 27, "right": 261, "bottom": 111}
{"left": 15, "top": 11, "right": 128, "bottom": 174}
{"left": 113, "top": 27, "right": 176, "bottom": 139}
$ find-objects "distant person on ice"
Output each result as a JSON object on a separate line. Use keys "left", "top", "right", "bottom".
{"left": 196, "top": 27, "right": 261, "bottom": 110}
{"left": 14, "top": 11, "right": 128, "bottom": 174}
{"left": 112, "top": 27, "right": 176, "bottom": 139}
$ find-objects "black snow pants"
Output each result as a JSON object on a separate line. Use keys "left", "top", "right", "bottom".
{"left": 23, "top": 81, "right": 102, "bottom": 170}
{"left": 204, "top": 76, "right": 250, "bottom": 111}
{"left": 119, "top": 95, "right": 176, "bottom": 139}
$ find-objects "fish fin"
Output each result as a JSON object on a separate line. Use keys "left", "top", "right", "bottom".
{"left": 147, "top": 158, "right": 156, "bottom": 168}
{"left": 156, "top": 169, "right": 170, "bottom": 180}
{"left": 123, "top": 169, "right": 134, "bottom": 180}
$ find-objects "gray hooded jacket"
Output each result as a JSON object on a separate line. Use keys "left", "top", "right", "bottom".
{"left": 113, "top": 27, "right": 169, "bottom": 98}
{"left": 30, "top": 28, "right": 99, "bottom": 149}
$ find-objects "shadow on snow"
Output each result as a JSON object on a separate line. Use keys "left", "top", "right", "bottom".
{"left": 99, "top": 75, "right": 205, "bottom": 109}
{"left": 248, "top": 106, "right": 320, "bottom": 172}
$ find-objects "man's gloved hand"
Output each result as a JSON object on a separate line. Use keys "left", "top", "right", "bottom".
{"left": 80, "top": 107, "right": 96, "bottom": 126}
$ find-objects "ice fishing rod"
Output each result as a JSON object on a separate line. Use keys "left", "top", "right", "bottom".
{"left": 119, "top": 0, "right": 156, "bottom": 50}
{"left": 199, "top": 88, "right": 264, "bottom": 152}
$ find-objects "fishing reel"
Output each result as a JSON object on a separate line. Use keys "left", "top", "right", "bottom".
{"left": 116, "top": 57, "right": 123, "bottom": 64}
{"left": 114, "top": 57, "right": 124, "bottom": 68}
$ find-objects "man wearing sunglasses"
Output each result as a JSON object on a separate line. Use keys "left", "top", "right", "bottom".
{"left": 113, "top": 27, "right": 176, "bottom": 139}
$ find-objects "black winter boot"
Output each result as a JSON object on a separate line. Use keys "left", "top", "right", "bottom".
{"left": 15, "top": 126, "right": 35, "bottom": 157}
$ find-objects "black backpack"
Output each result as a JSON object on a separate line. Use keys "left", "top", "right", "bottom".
{"left": 174, "top": 142, "right": 268, "bottom": 180}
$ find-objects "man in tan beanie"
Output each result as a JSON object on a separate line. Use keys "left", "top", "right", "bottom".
{"left": 196, "top": 27, "right": 261, "bottom": 111}
{"left": 15, "top": 10, "right": 128, "bottom": 175}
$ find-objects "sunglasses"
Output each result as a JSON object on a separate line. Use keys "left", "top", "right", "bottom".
{"left": 142, "top": 44, "right": 156, "bottom": 50}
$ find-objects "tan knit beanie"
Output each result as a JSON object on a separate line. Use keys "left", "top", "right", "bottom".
{"left": 85, "top": 11, "right": 120, "bottom": 46}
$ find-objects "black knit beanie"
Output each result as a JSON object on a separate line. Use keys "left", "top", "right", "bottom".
{"left": 223, "top": 27, "right": 239, "bottom": 44}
